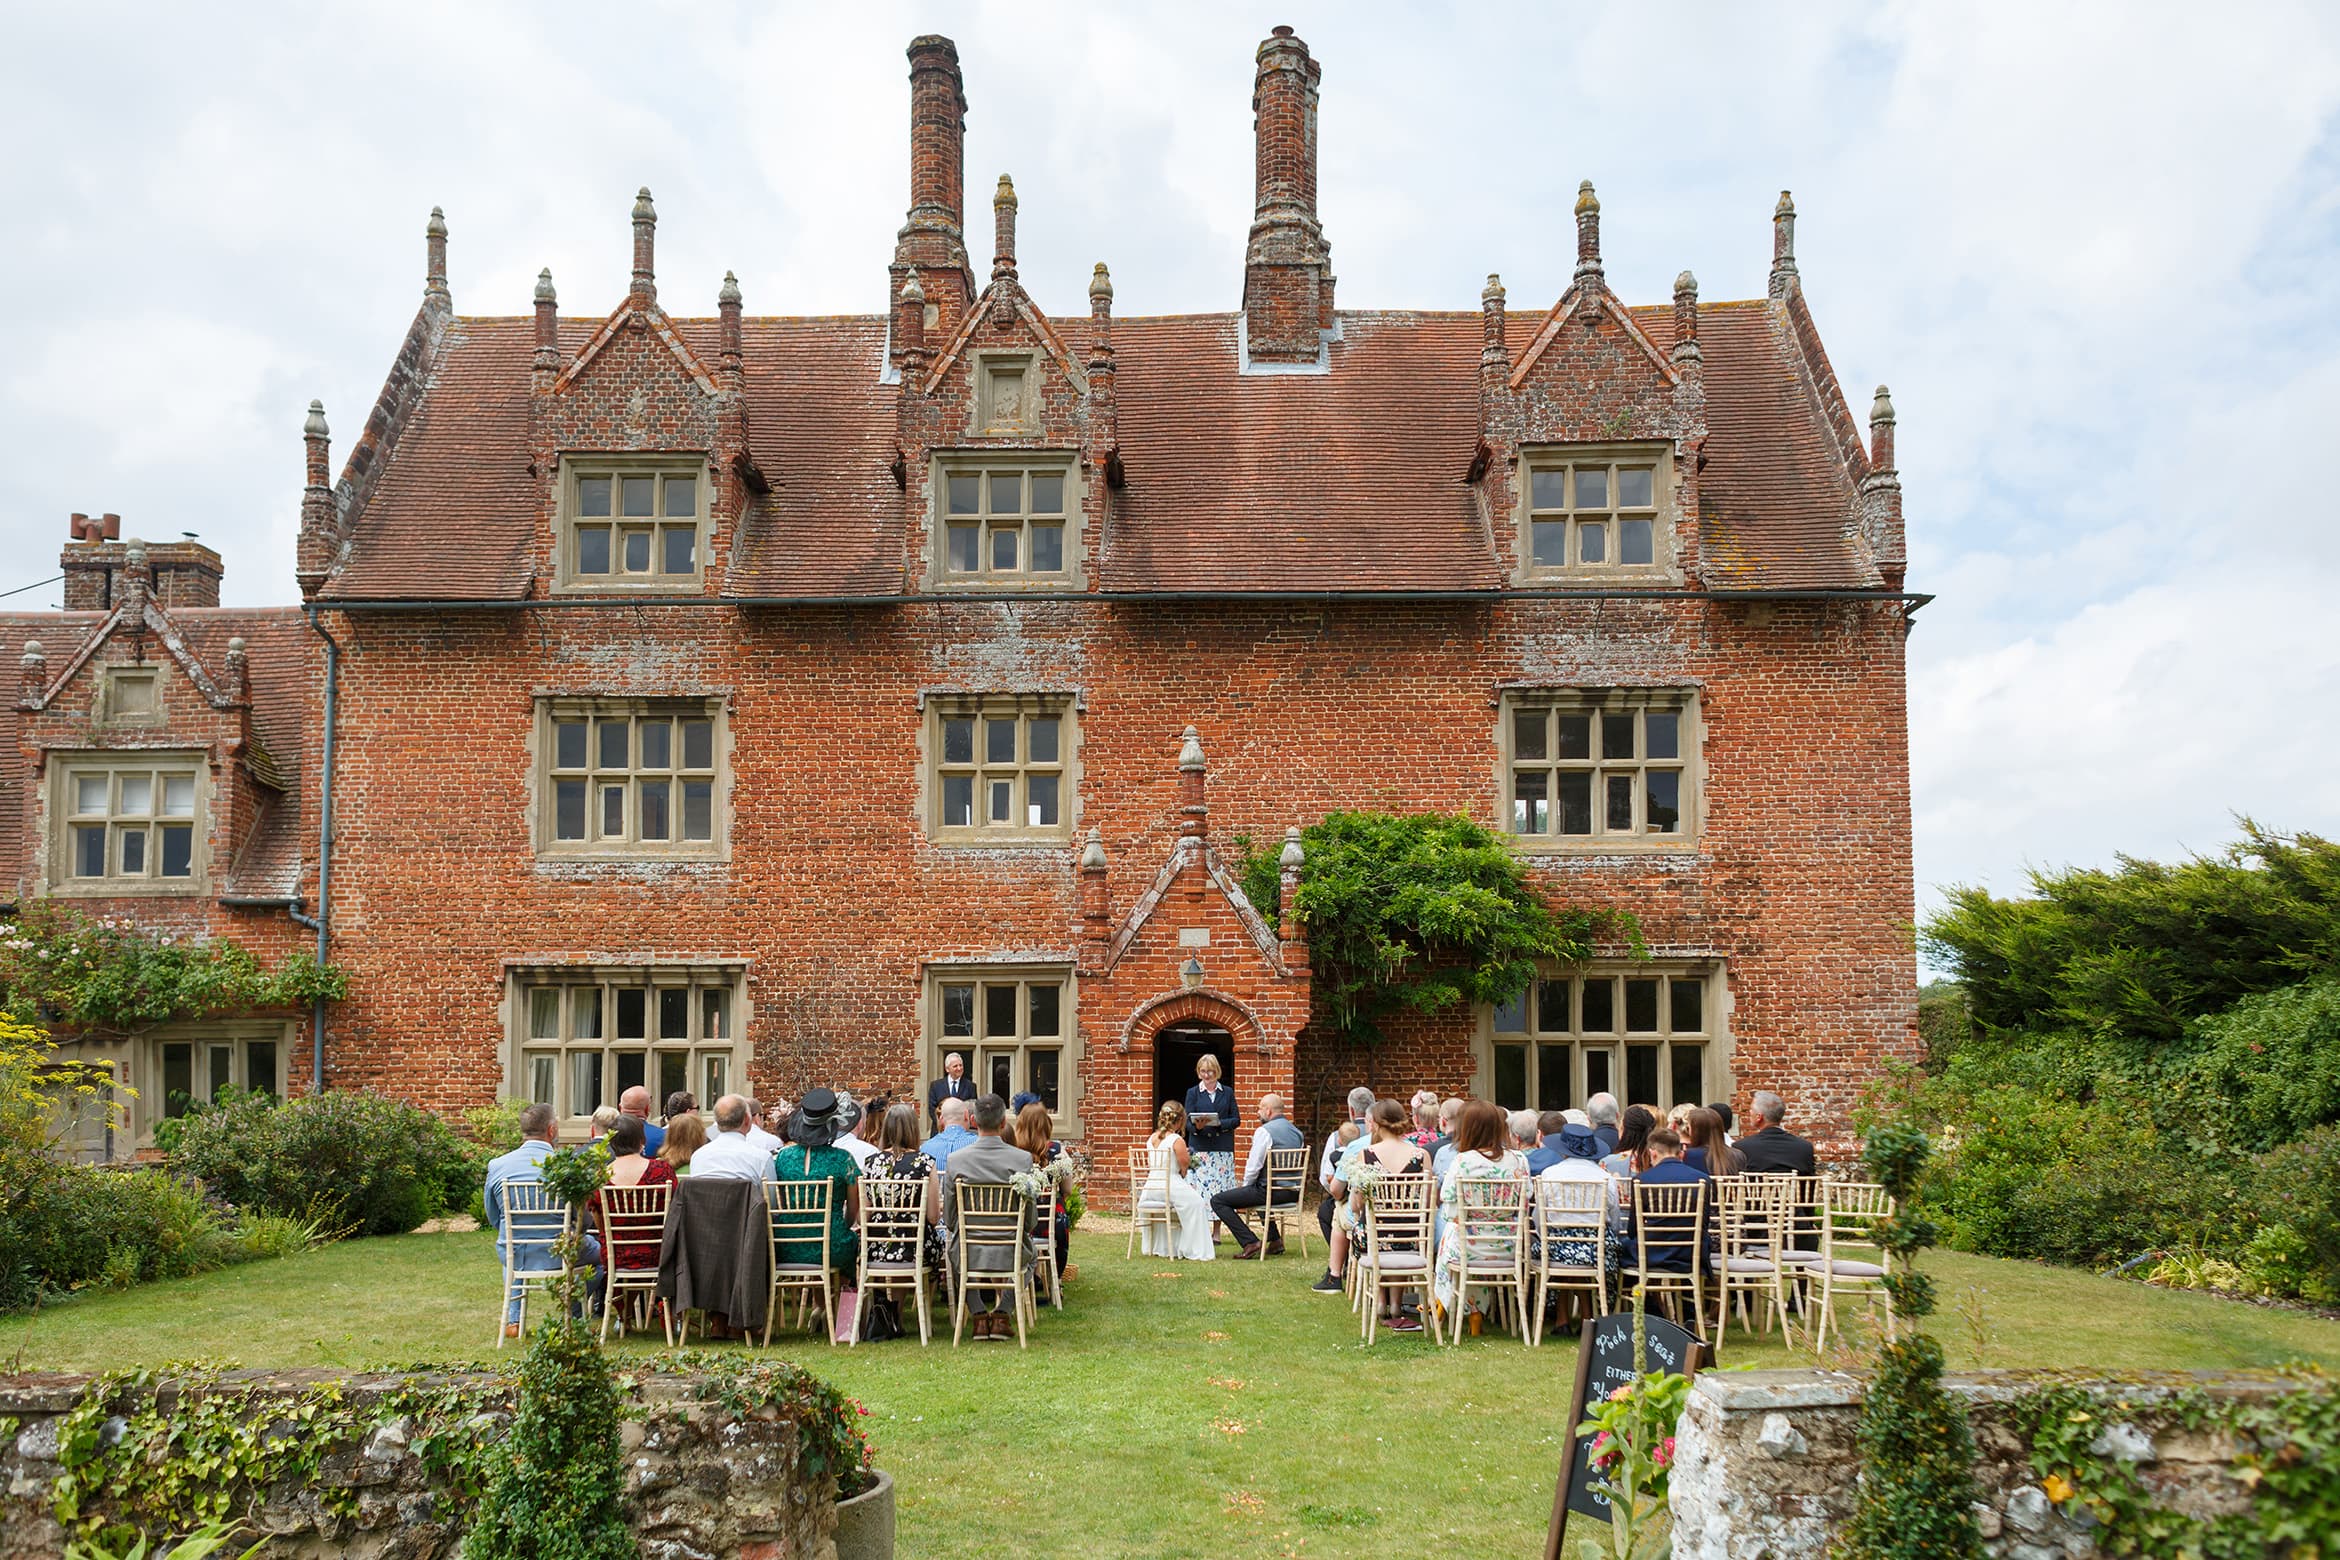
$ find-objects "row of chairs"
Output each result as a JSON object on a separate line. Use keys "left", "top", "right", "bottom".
{"left": 1124, "top": 1145, "right": 1320, "bottom": 1259}
{"left": 497, "top": 1174, "right": 1063, "bottom": 1352}
{"left": 1344, "top": 1171, "right": 1894, "bottom": 1350}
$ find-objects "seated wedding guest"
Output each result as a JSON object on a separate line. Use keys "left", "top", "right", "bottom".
{"left": 1317, "top": 1086, "right": 1376, "bottom": 1248}
{"left": 588, "top": 1104, "right": 621, "bottom": 1139}
{"left": 691, "top": 1095, "right": 779, "bottom": 1182}
{"left": 1736, "top": 1090, "right": 1819, "bottom": 1177}
{"left": 483, "top": 1103, "right": 602, "bottom": 1338}
{"left": 743, "top": 1098, "right": 784, "bottom": 1157}
{"left": 1213, "top": 1092, "right": 1307, "bottom": 1260}
{"left": 1138, "top": 1102, "right": 1215, "bottom": 1262}
{"left": 835, "top": 1094, "right": 880, "bottom": 1169}
{"left": 1525, "top": 1111, "right": 1568, "bottom": 1177}
{"left": 773, "top": 1088, "right": 861, "bottom": 1280}
{"left": 1407, "top": 1092, "right": 1442, "bottom": 1151}
{"left": 1705, "top": 1100, "right": 1737, "bottom": 1143}
{"left": 1430, "top": 1097, "right": 1467, "bottom": 1181}
{"left": 664, "top": 1090, "right": 696, "bottom": 1123}
{"left": 1433, "top": 1099, "right": 1531, "bottom": 1333}
{"left": 1666, "top": 1102, "right": 1698, "bottom": 1137}
{"left": 620, "top": 1086, "right": 665, "bottom": 1155}
{"left": 1630, "top": 1127, "right": 1709, "bottom": 1278}
{"left": 921, "top": 1096, "right": 977, "bottom": 1165}
{"left": 1010, "top": 1100, "right": 1072, "bottom": 1278}
{"left": 593, "top": 1114, "right": 674, "bottom": 1289}
{"left": 942, "top": 1095, "right": 1035, "bottom": 1339}
{"left": 1683, "top": 1106, "right": 1745, "bottom": 1175}
{"left": 1316, "top": 1101, "right": 1433, "bottom": 1320}
{"left": 659, "top": 1110, "right": 708, "bottom": 1175}
{"left": 1586, "top": 1092, "right": 1622, "bottom": 1157}
{"left": 1599, "top": 1105, "right": 1660, "bottom": 1231}
{"left": 864, "top": 1102, "right": 947, "bottom": 1277}
{"left": 1508, "top": 1109, "right": 1542, "bottom": 1155}
{"left": 1555, "top": 1109, "right": 1606, "bottom": 1162}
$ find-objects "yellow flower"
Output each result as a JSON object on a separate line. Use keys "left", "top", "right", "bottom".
{"left": 2042, "top": 1474, "right": 2075, "bottom": 1505}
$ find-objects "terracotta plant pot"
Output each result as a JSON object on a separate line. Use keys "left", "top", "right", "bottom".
{"left": 834, "top": 1467, "right": 895, "bottom": 1560}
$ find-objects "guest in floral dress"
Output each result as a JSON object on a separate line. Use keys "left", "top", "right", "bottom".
{"left": 1011, "top": 1101, "right": 1072, "bottom": 1278}
{"left": 863, "top": 1102, "right": 946, "bottom": 1276}
{"left": 1183, "top": 1054, "right": 1239, "bottom": 1238}
{"left": 1433, "top": 1099, "right": 1531, "bottom": 1326}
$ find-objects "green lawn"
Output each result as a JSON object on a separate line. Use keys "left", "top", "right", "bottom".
{"left": 13, "top": 1229, "right": 2339, "bottom": 1559}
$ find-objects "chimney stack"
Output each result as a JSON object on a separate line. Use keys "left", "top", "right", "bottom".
{"left": 1088, "top": 263, "right": 1119, "bottom": 477}
{"left": 1770, "top": 190, "right": 1798, "bottom": 300}
{"left": 1241, "top": 26, "right": 1334, "bottom": 366}
{"left": 64, "top": 517, "right": 220, "bottom": 611}
{"left": 892, "top": 35, "right": 974, "bottom": 362}
{"left": 631, "top": 188, "right": 658, "bottom": 305}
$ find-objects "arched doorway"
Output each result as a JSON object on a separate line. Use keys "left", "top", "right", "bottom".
{"left": 1152, "top": 1019, "right": 1234, "bottom": 1114}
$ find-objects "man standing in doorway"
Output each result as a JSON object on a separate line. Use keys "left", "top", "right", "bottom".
{"left": 928, "top": 1051, "right": 975, "bottom": 1129}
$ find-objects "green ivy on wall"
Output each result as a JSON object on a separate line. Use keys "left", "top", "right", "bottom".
{"left": 0, "top": 905, "right": 345, "bottom": 1038}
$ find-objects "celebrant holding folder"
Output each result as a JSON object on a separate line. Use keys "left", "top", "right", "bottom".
{"left": 1183, "top": 1054, "right": 1240, "bottom": 1242}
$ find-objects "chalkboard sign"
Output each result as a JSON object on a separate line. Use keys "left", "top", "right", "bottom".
{"left": 1543, "top": 1310, "right": 1706, "bottom": 1560}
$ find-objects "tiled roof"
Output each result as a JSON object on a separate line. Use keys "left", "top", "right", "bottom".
{"left": 1106, "top": 313, "right": 1496, "bottom": 592}
{"left": 320, "top": 296, "right": 1872, "bottom": 600}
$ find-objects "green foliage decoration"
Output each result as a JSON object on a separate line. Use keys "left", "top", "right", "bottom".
{"left": 1923, "top": 823, "right": 2340, "bottom": 1045}
{"left": 2014, "top": 1371, "right": 2340, "bottom": 1559}
{"left": 1236, "top": 810, "right": 1639, "bottom": 1046}
{"left": 463, "top": 1286, "right": 633, "bottom": 1560}
{"left": 1840, "top": 1119, "right": 1984, "bottom": 1560}
{"left": 0, "top": 904, "right": 346, "bottom": 1038}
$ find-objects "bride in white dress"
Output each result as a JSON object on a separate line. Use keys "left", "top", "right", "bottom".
{"left": 1139, "top": 1101, "right": 1217, "bottom": 1261}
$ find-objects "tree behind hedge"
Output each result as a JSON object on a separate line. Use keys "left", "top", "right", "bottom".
{"left": 1922, "top": 824, "right": 2340, "bottom": 1045}
{"left": 1238, "top": 810, "right": 1633, "bottom": 1047}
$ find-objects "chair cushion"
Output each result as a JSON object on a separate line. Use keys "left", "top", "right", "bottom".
{"left": 771, "top": 1262, "right": 828, "bottom": 1276}
{"left": 1829, "top": 1259, "right": 1887, "bottom": 1278}
{"left": 862, "top": 1260, "right": 920, "bottom": 1274}
{"left": 1778, "top": 1251, "right": 1826, "bottom": 1266}
{"left": 1370, "top": 1253, "right": 1427, "bottom": 1271}
{"left": 1725, "top": 1256, "right": 1778, "bottom": 1274}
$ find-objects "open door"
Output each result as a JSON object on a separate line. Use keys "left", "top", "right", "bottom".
{"left": 1152, "top": 1020, "right": 1234, "bottom": 1112}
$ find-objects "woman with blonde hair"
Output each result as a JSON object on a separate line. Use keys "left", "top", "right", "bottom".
{"left": 1012, "top": 1101, "right": 1073, "bottom": 1279}
{"left": 1141, "top": 1101, "right": 1215, "bottom": 1261}
{"left": 660, "top": 1109, "right": 709, "bottom": 1173}
{"left": 1182, "top": 1054, "right": 1239, "bottom": 1241}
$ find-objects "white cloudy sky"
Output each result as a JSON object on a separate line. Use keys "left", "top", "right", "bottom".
{"left": 4, "top": 0, "right": 2337, "bottom": 924}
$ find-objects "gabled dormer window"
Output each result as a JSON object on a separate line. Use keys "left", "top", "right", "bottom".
{"left": 557, "top": 457, "right": 706, "bottom": 591}
{"left": 1522, "top": 444, "right": 1671, "bottom": 576}
{"left": 931, "top": 454, "right": 1078, "bottom": 588}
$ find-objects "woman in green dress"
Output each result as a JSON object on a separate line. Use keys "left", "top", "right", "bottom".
{"left": 774, "top": 1087, "right": 861, "bottom": 1274}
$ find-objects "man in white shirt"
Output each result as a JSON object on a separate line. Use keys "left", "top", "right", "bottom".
{"left": 691, "top": 1095, "right": 778, "bottom": 1182}
{"left": 741, "top": 1097, "right": 784, "bottom": 1158}
{"left": 1216, "top": 1093, "right": 1307, "bottom": 1259}
{"left": 835, "top": 1094, "right": 880, "bottom": 1168}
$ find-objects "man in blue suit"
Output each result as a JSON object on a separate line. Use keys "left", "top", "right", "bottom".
{"left": 1630, "top": 1127, "right": 1710, "bottom": 1276}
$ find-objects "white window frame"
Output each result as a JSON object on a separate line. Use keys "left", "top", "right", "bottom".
{"left": 50, "top": 752, "right": 208, "bottom": 895}
{"left": 925, "top": 694, "right": 1077, "bottom": 846}
{"left": 509, "top": 966, "right": 747, "bottom": 1133}
{"left": 1501, "top": 689, "right": 1700, "bottom": 852}
{"left": 924, "top": 963, "right": 1082, "bottom": 1137}
{"left": 536, "top": 697, "right": 727, "bottom": 860}
{"left": 1519, "top": 443, "right": 1674, "bottom": 579}
{"left": 1477, "top": 964, "right": 1727, "bottom": 1116}
{"left": 554, "top": 455, "right": 710, "bottom": 593}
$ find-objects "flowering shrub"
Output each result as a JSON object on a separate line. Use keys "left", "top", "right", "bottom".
{"left": 0, "top": 905, "right": 344, "bottom": 1036}
{"left": 1572, "top": 1309, "right": 1693, "bottom": 1560}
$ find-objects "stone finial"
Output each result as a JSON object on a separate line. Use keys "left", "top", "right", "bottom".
{"left": 17, "top": 640, "right": 43, "bottom": 706}
{"left": 533, "top": 270, "right": 560, "bottom": 378}
{"left": 1089, "top": 261, "right": 1114, "bottom": 313}
{"left": 1279, "top": 825, "right": 1305, "bottom": 870}
{"left": 1770, "top": 189, "right": 1798, "bottom": 299}
{"left": 1574, "top": 181, "right": 1602, "bottom": 282}
{"left": 1080, "top": 825, "right": 1108, "bottom": 872}
{"left": 898, "top": 268, "right": 928, "bottom": 361}
{"left": 1481, "top": 273, "right": 1508, "bottom": 369}
{"left": 303, "top": 399, "right": 331, "bottom": 492}
{"left": 534, "top": 267, "right": 557, "bottom": 304}
{"left": 1870, "top": 385, "right": 1897, "bottom": 475}
{"left": 719, "top": 270, "right": 742, "bottom": 307}
{"left": 1177, "top": 725, "right": 1207, "bottom": 772}
{"left": 425, "top": 206, "right": 449, "bottom": 304}
{"left": 120, "top": 538, "right": 152, "bottom": 614}
{"left": 631, "top": 186, "right": 658, "bottom": 303}
{"left": 224, "top": 635, "right": 249, "bottom": 703}
{"left": 902, "top": 267, "right": 926, "bottom": 305}
{"left": 1672, "top": 270, "right": 1702, "bottom": 366}
{"left": 993, "top": 174, "right": 1018, "bottom": 282}
{"left": 1871, "top": 384, "right": 1896, "bottom": 425}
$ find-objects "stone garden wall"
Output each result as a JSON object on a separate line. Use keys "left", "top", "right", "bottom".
{"left": 0, "top": 1369, "right": 836, "bottom": 1560}
{"left": 1670, "top": 1367, "right": 2312, "bottom": 1560}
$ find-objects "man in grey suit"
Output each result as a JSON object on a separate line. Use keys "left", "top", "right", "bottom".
{"left": 942, "top": 1093, "right": 1034, "bottom": 1341}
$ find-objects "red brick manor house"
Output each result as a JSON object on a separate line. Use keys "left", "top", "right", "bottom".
{"left": 5, "top": 28, "right": 1921, "bottom": 1167}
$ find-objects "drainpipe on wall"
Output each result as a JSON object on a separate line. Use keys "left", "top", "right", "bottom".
{"left": 302, "top": 607, "right": 342, "bottom": 1096}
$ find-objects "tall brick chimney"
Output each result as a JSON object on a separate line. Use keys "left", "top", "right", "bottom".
{"left": 891, "top": 35, "right": 974, "bottom": 365}
{"left": 1241, "top": 26, "right": 1334, "bottom": 367}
